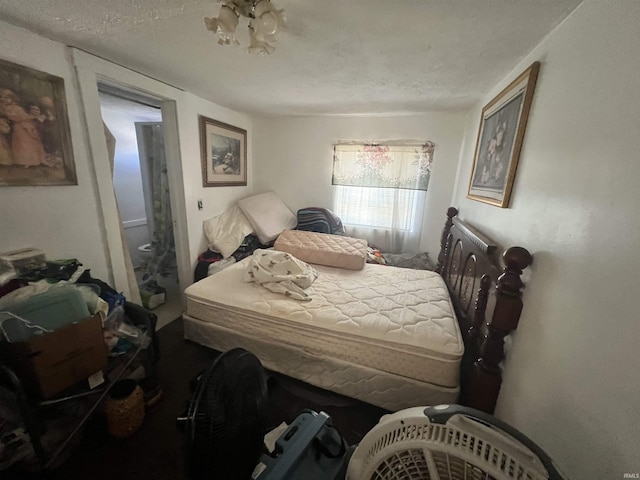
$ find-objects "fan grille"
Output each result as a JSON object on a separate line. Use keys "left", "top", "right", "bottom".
{"left": 185, "top": 348, "right": 268, "bottom": 480}
{"left": 372, "top": 448, "right": 432, "bottom": 480}
{"left": 361, "top": 421, "right": 545, "bottom": 480}
{"left": 432, "top": 450, "right": 497, "bottom": 480}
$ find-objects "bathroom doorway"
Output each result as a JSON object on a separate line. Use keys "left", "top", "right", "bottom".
{"left": 98, "top": 89, "right": 182, "bottom": 329}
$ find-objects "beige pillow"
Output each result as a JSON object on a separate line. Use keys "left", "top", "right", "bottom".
{"left": 274, "top": 229, "right": 367, "bottom": 270}
{"left": 203, "top": 205, "right": 254, "bottom": 258}
{"left": 237, "top": 192, "right": 297, "bottom": 244}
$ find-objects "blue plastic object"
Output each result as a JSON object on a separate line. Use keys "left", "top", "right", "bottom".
{"left": 3, "top": 287, "right": 90, "bottom": 337}
{"left": 255, "top": 410, "right": 349, "bottom": 480}
{"left": 0, "top": 312, "right": 51, "bottom": 342}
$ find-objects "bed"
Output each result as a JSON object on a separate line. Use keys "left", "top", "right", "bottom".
{"left": 183, "top": 207, "right": 532, "bottom": 413}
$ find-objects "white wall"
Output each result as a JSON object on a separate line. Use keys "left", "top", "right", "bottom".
{"left": 451, "top": 2, "right": 640, "bottom": 478}
{"left": 252, "top": 114, "right": 465, "bottom": 255}
{"left": 0, "top": 21, "right": 111, "bottom": 280}
{"left": 176, "top": 93, "right": 254, "bottom": 263}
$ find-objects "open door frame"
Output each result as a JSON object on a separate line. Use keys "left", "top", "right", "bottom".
{"left": 72, "top": 49, "right": 190, "bottom": 307}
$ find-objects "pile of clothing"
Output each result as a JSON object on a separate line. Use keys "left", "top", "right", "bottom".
{"left": 0, "top": 258, "right": 159, "bottom": 360}
{"left": 295, "top": 207, "right": 345, "bottom": 235}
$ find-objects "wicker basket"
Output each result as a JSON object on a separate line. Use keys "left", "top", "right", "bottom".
{"left": 105, "top": 379, "right": 145, "bottom": 438}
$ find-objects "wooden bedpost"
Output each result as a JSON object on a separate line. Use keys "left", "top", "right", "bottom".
{"left": 468, "top": 274, "right": 492, "bottom": 350}
{"left": 436, "top": 207, "right": 458, "bottom": 274}
{"left": 467, "top": 246, "right": 533, "bottom": 414}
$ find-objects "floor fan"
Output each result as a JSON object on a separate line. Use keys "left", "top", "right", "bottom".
{"left": 180, "top": 348, "right": 268, "bottom": 480}
{"left": 346, "top": 404, "right": 566, "bottom": 480}
{"left": 182, "top": 349, "right": 566, "bottom": 480}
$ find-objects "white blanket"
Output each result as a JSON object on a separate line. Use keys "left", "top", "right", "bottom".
{"left": 243, "top": 249, "right": 318, "bottom": 301}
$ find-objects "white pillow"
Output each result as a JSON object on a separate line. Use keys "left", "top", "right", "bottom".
{"left": 237, "top": 192, "right": 297, "bottom": 245}
{"left": 203, "top": 204, "right": 254, "bottom": 258}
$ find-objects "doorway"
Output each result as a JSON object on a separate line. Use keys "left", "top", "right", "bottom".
{"left": 98, "top": 89, "right": 182, "bottom": 329}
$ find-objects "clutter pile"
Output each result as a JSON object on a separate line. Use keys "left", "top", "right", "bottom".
{"left": 0, "top": 247, "right": 161, "bottom": 472}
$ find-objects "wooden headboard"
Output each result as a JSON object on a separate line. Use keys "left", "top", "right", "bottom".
{"left": 435, "top": 207, "right": 533, "bottom": 413}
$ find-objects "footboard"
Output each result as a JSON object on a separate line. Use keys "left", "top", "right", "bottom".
{"left": 436, "top": 207, "right": 532, "bottom": 413}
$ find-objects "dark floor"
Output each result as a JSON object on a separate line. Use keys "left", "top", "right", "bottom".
{"left": 6, "top": 317, "right": 387, "bottom": 479}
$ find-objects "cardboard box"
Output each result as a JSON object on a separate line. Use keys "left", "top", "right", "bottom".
{"left": 2, "top": 314, "right": 108, "bottom": 399}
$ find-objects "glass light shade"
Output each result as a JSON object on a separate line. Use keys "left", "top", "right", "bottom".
{"left": 257, "top": 11, "right": 278, "bottom": 36}
{"left": 205, "top": 0, "right": 284, "bottom": 53}
{"left": 253, "top": 0, "right": 271, "bottom": 19}
{"left": 248, "top": 27, "right": 275, "bottom": 55}
{"left": 215, "top": 5, "right": 239, "bottom": 45}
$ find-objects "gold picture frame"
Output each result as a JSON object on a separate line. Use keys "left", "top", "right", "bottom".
{"left": 0, "top": 58, "right": 76, "bottom": 186}
{"left": 467, "top": 61, "right": 540, "bottom": 207}
{"left": 199, "top": 115, "right": 247, "bottom": 187}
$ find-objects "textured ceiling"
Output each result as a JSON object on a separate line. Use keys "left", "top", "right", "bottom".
{"left": 0, "top": 0, "right": 581, "bottom": 115}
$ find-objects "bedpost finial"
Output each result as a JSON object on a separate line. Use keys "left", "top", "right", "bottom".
{"left": 437, "top": 207, "right": 458, "bottom": 274}
{"left": 503, "top": 246, "right": 532, "bottom": 271}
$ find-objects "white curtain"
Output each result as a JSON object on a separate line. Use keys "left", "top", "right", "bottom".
{"left": 332, "top": 142, "right": 434, "bottom": 254}
{"left": 334, "top": 186, "right": 426, "bottom": 253}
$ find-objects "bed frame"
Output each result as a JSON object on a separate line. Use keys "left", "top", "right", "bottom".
{"left": 184, "top": 206, "right": 530, "bottom": 413}
{"left": 435, "top": 207, "right": 533, "bottom": 414}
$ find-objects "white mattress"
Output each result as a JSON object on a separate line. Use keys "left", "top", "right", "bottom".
{"left": 274, "top": 229, "right": 367, "bottom": 270}
{"left": 183, "top": 313, "right": 459, "bottom": 411}
{"left": 184, "top": 257, "right": 463, "bottom": 391}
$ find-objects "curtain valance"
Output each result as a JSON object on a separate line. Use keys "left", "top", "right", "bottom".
{"left": 332, "top": 141, "right": 435, "bottom": 191}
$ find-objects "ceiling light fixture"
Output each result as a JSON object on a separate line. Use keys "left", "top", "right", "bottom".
{"left": 204, "top": 0, "right": 286, "bottom": 55}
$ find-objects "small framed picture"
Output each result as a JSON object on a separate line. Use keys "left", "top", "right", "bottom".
{"left": 0, "top": 58, "right": 76, "bottom": 186}
{"left": 199, "top": 115, "right": 247, "bottom": 187}
{"left": 467, "top": 62, "right": 540, "bottom": 207}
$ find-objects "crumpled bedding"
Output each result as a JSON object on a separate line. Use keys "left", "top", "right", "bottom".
{"left": 243, "top": 249, "right": 318, "bottom": 301}
{"left": 382, "top": 251, "right": 435, "bottom": 271}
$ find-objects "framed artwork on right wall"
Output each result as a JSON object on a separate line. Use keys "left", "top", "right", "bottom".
{"left": 467, "top": 61, "right": 540, "bottom": 208}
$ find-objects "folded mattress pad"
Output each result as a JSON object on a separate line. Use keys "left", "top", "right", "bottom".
{"left": 274, "top": 229, "right": 367, "bottom": 270}
{"left": 184, "top": 256, "right": 463, "bottom": 389}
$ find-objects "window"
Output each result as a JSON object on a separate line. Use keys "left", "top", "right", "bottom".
{"left": 332, "top": 142, "right": 434, "bottom": 253}
{"left": 333, "top": 185, "right": 421, "bottom": 230}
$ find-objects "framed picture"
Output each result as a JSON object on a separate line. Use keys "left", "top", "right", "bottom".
{"left": 199, "top": 115, "right": 247, "bottom": 187}
{"left": 0, "top": 58, "right": 76, "bottom": 186}
{"left": 467, "top": 61, "right": 540, "bottom": 207}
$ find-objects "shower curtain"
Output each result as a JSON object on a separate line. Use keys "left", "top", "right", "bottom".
{"left": 136, "top": 123, "right": 176, "bottom": 288}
